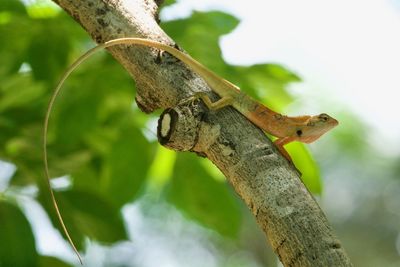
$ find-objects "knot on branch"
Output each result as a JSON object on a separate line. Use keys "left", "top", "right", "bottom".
{"left": 157, "top": 101, "right": 203, "bottom": 151}
{"left": 157, "top": 100, "right": 220, "bottom": 153}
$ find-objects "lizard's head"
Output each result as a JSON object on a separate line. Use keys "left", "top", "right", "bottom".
{"left": 297, "top": 113, "right": 339, "bottom": 143}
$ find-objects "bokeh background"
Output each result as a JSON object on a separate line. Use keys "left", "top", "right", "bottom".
{"left": 1, "top": 0, "right": 400, "bottom": 266}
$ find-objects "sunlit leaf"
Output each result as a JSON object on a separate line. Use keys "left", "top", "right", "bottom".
{"left": 147, "top": 146, "right": 176, "bottom": 189}
{"left": 285, "top": 142, "right": 322, "bottom": 194}
{"left": 26, "top": 1, "right": 61, "bottom": 19}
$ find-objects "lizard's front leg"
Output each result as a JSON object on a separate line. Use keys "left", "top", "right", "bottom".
{"left": 183, "top": 92, "right": 234, "bottom": 111}
{"left": 274, "top": 136, "right": 296, "bottom": 161}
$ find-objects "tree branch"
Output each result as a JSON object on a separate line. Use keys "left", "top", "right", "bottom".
{"left": 53, "top": 0, "right": 352, "bottom": 266}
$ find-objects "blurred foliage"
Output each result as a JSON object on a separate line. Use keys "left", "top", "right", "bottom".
{"left": 166, "top": 153, "right": 242, "bottom": 237}
{"left": 0, "top": 0, "right": 329, "bottom": 266}
{"left": 0, "top": 200, "right": 38, "bottom": 267}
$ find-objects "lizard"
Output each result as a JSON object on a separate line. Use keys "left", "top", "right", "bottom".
{"left": 43, "top": 37, "right": 339, "bottom": 264}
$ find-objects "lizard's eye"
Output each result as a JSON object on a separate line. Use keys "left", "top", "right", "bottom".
{"left": 318, "top": 113, "right": 329, "bottom": 122}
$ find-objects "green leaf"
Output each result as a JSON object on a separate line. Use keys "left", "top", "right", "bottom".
{"left": 53, "top": 85, "right": 101, "bottom": 148}
{"left": 163, "top": 11, "right": 239, "bottom": 41}
{"left": 0, "top": 0, "right": 26, "bottom": 14}
{"left": 162, "top": 11, "right": 239, "bottom": 72}
{"left": 26, "top": 1, "right": 61, "bottom": 19}
{"left": 0, "top": 9, "right": 31, "bottom": 75}
{"left": 166, "top": 153, "right": 242, "bottom": 237}
{"left": 50, "top": 53, "right": 133, "bottom": 150}
{"left": 233, "top": 64, "right": 300, "bottom": 111}
{"left": 0, "top": 74, "right": 46, "bottom": 113}
{"left": 0, "top": 200, "right": 39, "bottom": 267}
{"left": 147, "top": 146, "right": 176, "bottom": 189}
{"left": 285, "top": 142, "right": 322, "bottom": 194}
{"left": 101, "top": 120, "right": 154, "bottom": 207}
{"left": 26, "top": 20, "right": 71, "bottom": 82}
{"left": 39, "top": 256, "right": 72, "bottom": 267}
{"left": 40, "top": 189, "right": 127, "bottom": 249}
{"left": 160, "top": 0, "right": 177, "bottom": 8}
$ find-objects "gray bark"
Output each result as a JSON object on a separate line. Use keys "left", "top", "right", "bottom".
{"left": 53, "top": 0, "right": 353, "bottom": 266}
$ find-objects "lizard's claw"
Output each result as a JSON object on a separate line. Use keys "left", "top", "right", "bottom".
{"left": 178, "top": 92, "right": 204, "bottom": 107}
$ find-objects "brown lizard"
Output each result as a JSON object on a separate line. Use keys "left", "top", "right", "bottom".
{"left": 43, "top": 37, "right": 339, "bottom": 263}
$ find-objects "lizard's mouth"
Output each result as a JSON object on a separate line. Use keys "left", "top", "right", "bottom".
{"left": 331, "top": 118, "right": 339, "bottom": 127}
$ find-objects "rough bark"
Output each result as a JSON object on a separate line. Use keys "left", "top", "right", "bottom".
{"left": 53, "top": 0, "right": 353, "bottom": 266}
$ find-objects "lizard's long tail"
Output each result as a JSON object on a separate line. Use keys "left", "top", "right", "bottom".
{"left": 43, "top": 37, "right": 234, "bottom": 265}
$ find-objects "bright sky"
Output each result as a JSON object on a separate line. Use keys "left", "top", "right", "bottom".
{"left": 162, "top": 0, "right": 400, "bottom": 155}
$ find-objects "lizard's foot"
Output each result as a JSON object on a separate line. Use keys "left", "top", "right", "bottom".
{"left": 180, "top": 92, "right": 233, "bottom": 111}
{"left": 157, "top": 50, "right": 179, "bottom": 64}
{"left": 178, "top": 92, "right": 204, "bottom": 107}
